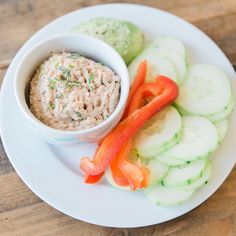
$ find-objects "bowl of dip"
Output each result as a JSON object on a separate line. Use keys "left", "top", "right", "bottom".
{"left": 14, "top": 34, "right": 129, "bottom": 145}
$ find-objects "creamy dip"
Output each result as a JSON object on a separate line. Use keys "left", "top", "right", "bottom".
{"left": 29, "top": 52, "right": 121, "bottom": 131}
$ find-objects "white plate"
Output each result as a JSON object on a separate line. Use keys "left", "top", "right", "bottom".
{"left": 0, "top": 4, "right": 235, "bottom": 228}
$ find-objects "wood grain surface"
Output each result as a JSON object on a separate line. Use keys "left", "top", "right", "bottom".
{"left": 0, "top": 0, "right": 236, "bottom": 235}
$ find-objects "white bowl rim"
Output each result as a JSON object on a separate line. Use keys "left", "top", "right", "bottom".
{"left": 14, "top": 33, "right": 130, "bottom": 135}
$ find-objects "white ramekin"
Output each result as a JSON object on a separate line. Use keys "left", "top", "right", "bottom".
{"left": 14, "top": 34, "right": 129, "bottom": 146}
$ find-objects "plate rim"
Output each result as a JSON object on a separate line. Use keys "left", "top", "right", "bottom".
{"left": 0, "top": 3, "right": 236, "bottom": 228}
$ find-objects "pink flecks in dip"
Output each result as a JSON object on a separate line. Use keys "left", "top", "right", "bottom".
{"left": 29, "top": 52, "right": 121, "bottom": 131}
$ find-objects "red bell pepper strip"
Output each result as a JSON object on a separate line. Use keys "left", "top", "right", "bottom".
{"left": 127, "top": 79, "right": 164, "bottom": 115}
{"left": 116, "top": 141, "right": 144, "bottom": 190}
{"left": 84, "top": 142, "right": 104, "bottom": 183}
{"left": 110, "top": 141, "right": 130, "bottom": 186}
{"left": 122, "top": 60, "right": 147, "bottom": 118}
{"left": 80, "top": 76, "right": 179, "bottom": 176}
{"left": 84, "top": 62, "right": 147, "bottom": 184}
{"left": 110, "top": 140, "right": 134, "bottom": 187}
{"left": 84, "top": 172, "right": 104, "bottom": 184}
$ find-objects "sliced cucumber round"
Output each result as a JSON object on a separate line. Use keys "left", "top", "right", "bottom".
{"left": 214, "top": 119, "right": 228, "bottom": 142}
{"left": 134, "top": 106, "right": 182, "bottom": 158}
{"left": 162, "top": 159, "right": 207, "bottom": 187}
{"left": 155, "top": 155, "right": 189, "bottom": 167}
{"left": 179, "top": 161, "right": 212, "bottom": 191}
{"left": 207, "top": 97, "right": 234, "bottom": 122}
{"left": 147, "top": 36, "right": 186, "bottom": 58}
{"left": 158, "top": 116, "right": 219, "bottom": 161}
{"left": 144, "top": 47, "right": 187, "bottom": 84}
{"left": 105, "top": 168, "right": 130, "bottom": 191}
{"left": 176, "top": 64, "right": 232, "bottom": 116}
{"left": 128, "top": 50, "right": 178, "bottom": 84}
{"left": 145, "top": 185, "right": 194, "bottom": 206}
{"left": 137, "top": 127, "right": 181, "bottom": 159}
{"left": 146, "top": 160, "right": 169, "bottom": 186}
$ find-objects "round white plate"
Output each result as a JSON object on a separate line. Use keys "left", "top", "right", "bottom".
{"left": 0, "top": 4, "right": 235, "bottom": 228}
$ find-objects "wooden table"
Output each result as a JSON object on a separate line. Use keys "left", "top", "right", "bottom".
{"left": 0, "top": 0, "right": 236, "bottom": 235}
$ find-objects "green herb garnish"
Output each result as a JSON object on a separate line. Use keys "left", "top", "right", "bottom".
{"left": 48, "top": 78, "right": 56, "bottom": 90}
{"left": 68, "top": 53, "right": 81, "bottom": 59}
{"left": 75, "top": 111, "right": 84, "bottom": 120}
{"left": 87, "top": 74, "right": 95, "bottom": 91}
{"left": 59, "top": 66, "right": 71, "bottom": 79}
{"left": 68, "top": 64, "right": 75, "bottom": 69}
{"left": 56, "top": 94, "right": 64, "bottom": 99}
{"left": 48, "top": 101, "right": 55, "bottom": 110}
{"left": 66, "top": 80, "right": 81, "bottom": 87}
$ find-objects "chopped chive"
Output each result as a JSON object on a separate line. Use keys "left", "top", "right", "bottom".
{"left": 68, "top": 53, "right": 81, "bottom": 59}
{"left": 88, "top": 74, "right": 94, "bottom": 84}
{"left": 57, "top": 75, "right": 67, "bottom": 81}
{"left": 48, "top": 78, "right": 56, "bottom": 90}
{"left": 56, "top": 94, "right": 64, "bottom": 99}
{"left": 58, "top": 66, "right": 70, "bottom": 74}
{"left": 68, "top": 64, "right": 75, "bottom": 69}
{"left": 75, "top": 111, "right": 84, "bottom": 120}
{"left": 66, "top": 81, "right": 81, "bottom": 87}
{"left": 87, "top": 74, "right": 95, "bottom": 91}
{"left": 55, "top": 62, "right": 59, "bottom": 68}
{"left": 48, "top": 101, "right": 55, "bottom": 110}
{"left": 58, "top": 66, "right": 71, "bottom": 80}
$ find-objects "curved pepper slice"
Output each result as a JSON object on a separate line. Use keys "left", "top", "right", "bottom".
{"left": 110, "top": 140, "right": 134, "bottom": 187}
{"left": 122, "top": 60, "right": 147, "bottom": 118}
{"left": 84, "top": 62, "right": 147, "bottom": 184}
{"left": 127, "top": 79, "right": 164, "bottom": 115}
{"left": 80, "top": 77, "right": 179, "bottom": 176}
{"left": 117, "top": 142, "right": 144, "bottom": 190}
{"left": 84, "top": 143, "right": 104, "bottom": 184}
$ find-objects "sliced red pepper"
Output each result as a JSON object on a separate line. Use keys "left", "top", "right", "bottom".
{"left": 84, "top": 172, "right": 104, "bottom": 184}
{"left": 122, "top": 60, "right": 147, "bottom": 118}
{"left": 83, "top": 142, "right": 104, "bottom": 183}
{"left": 84, "top": 62, "right": 147, "bottom": 184}
{"left": 110, "top": 142, "right": 130, "bottom": 187}
{"left": 127, "top": 79, "right": 164, "bottom": 115}
{"left": 80, "top": 76, "right": 179, "bottom": 176}
{"left": 117, "top": 151, "right": 144, "bottom": 190}
{"left": 114, "top": 144, "right": 150, "bottom": 189}
{"left": 110, "top": 140, "right": 133, "bottom": 187}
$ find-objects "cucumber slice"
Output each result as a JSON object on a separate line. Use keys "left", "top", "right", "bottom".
{"left": 137, "top": 127, "right": 181, "bottom": 159}
{"left": 156, "top": 155, "right": 189, "bottom": 167}
{"left": 128, "top": 50, "right": 178, "bottom": 84}
{"left": 214, "top": 119, "right": 228, "bottom": 142}
{"left": 145, "top": 47, "right": 187, "bottom": 84}
{"left": 158, "top": 116, "right": 219, "bottom": 161}
{"left": 146, "top": 160, "right": 169, "bottom": 186}
{"left": 105, "top": 168, "right": 130, "bottom": 191}
{"left": 134, "top": 106, "right": 182, "bottom": 158}
{"left": 207, "top": 97, "right": 234, "bottom": 122}
{"left": 176, "top": 64, "right": 232, "bottom": 116}
{"left": 147, "top": 36, "right": 186, "bottom": 58}
{"left": 145, "top": 185, "right": 194, "bottom": 206}
{"left": 162, "top": 159, "right": 207, "bottom": 187}
{"left": 179, "top": 161, "right": 212, "bottom": 191}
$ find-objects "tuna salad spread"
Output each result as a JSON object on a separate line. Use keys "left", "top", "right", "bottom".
{"left": 29, "top": 52, "right": 121, "bottom": 131}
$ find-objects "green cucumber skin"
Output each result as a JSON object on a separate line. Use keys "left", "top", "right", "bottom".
{"left": 137, "top": 128, "right": 183, "bottom": 159}
{"left": 145, "top": 186, "right": 195, "bottom": 206}
{"left": 214, "top": 119, "right": 229, "bottom": 144}
{"left": 207, "top": 96, "right": 234, "bottom": 122}
{"left": 175, "top": 95, "right": 234, "bottom": 122}
{"left": 161, "top": 159, "right": 208, "bottom": 187}
{"left": 179, "top": 161, "right": 212, "bottom": 191}
{"left": 148, "top": 167, "right": 170, "bottom": 187}
{"left": 156, "top": 156, "right": 189, "bottom": 167}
